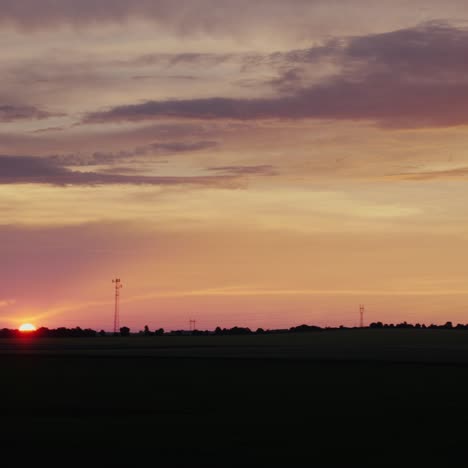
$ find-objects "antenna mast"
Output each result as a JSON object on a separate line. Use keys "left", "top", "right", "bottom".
{"left": 189, "top": 319, "right": 196, "bottom": 331}
{"left": 359, "top": 304, "right": 365, "bottom": 328}
{"left": 112, "top": 278, "right": 123, "bottom": 334}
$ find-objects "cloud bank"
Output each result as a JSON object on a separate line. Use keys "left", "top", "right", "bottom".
{"left": 83, "top": 23, "right": 468, "bottom": 129}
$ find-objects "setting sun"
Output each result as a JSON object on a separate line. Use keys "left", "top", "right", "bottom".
{"left": 19, "top": 323, "right": 37, "bottom": 332}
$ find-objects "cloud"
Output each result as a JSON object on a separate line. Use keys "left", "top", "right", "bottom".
{"left": 1, "top": 1, "right": 465, "bottom": 40}
{"left": 83, "top": 79, "right": 468, "bottom": 128}
{"left": 133, "top": 52, "right": 236, "bottom": 68}
{"left": 0, "top": 104, "right": 60, "bottom": 122}
{"left": 0, "top": 299, "right": 15, "bottom": 308}
{"left": 31, "top": 126, "right": 65, "bottom": 134}
{"left": 0, "top": 0, "right": 318, "bottom": 34}
{"left": 0, "top": 155, "right": 239, "bottom": 187}
{"left": 266, "top": 68, "right": 306, "bottom": 93}
{"left": 83, "top": 23, "right": 468, "bottom": 129}
{"left": 47, "top": 140, "right": 218, "bottom": 166}
{"left": 0, "top": 1, "right": 360, "bottom": 29}
{"left": 207, "top": 165, "right": 277, "bottom": 176}
{"left": 131, "top": 74, "right": 197, "bottom": 81}
{"left": 145, "top": 140, "right": 218, "bottom": 154}
{"left": 83, "top": 98, "right": 266, "bottom": 123}
{"left": 387, "top": 167, "right": 468, "bottom": 181}
{"left": 345, "top": 21, "right": 468, "bottom": 77}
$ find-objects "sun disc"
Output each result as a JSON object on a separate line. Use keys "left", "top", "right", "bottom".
{"left": 19, "top": 323, "right": 37, "bottom": 332}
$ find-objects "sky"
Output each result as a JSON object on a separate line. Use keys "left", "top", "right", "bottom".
{"left": 2, "top": 0, "right": 468, "bottom": 331}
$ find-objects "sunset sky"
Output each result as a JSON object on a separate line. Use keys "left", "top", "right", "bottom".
{"left": 2, "top": 1, "right": 468, "bottom": 331}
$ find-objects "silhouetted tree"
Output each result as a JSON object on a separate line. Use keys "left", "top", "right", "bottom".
{"left": 370, "top": 322, "right": 384, "bottom": 328}
{"left": 290, "top": 324, "right": 321, "bottom": 333}
{"left": 120, "top": 326, "right": 130, "bottom": 336}
{"left": 227, "top": 326, "right": 252, "bottom": 335}
{"left": 0, "top": 328, "right": 14, "bottom": 338}
{"left": 396, "top": 321, "right": 413, "bottom": 329}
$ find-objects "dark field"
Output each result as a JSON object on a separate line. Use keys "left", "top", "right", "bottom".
{"left": 2, "top": 329, "right": 468, "bottom": 466}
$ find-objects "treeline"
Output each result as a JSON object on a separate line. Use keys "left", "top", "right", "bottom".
{"left": 0, "top": 323, "right": 322, "bottom": 338}
{"left": 368, "top": 321, "right": 468, "bottom": 329}
{"left": 168, "top": 324, "right": 322, "bottom": 336}
{"left": 0, "top": 326, "right": 100, "bottom": 338}
{"left": 1, "top": 321, "right": 468, "bottom": 338}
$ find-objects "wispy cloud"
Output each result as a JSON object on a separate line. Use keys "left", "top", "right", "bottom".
{"left": 47, "top": 140, "right": 218, "bottom": 166}
{"left": 206, "top": 165, "right": 277, "bottom": 176}
{"left": 0, "top": 299, "right": 15, "bottom": 308}
{"left": 126, "top": 286, "right": 468, "bottom": 302}
{"left": 31, "top": 126, "right": 66, "bottom": 134}
{"left": 0, "top": 104, "right": 61, "bottom": 122}
{"left": 387, "top": 166, "right": 468, "bottom": 181}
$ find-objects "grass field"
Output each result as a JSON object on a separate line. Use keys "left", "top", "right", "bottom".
{"left": 1, "top": 329, "right": 468, "bottom": 466}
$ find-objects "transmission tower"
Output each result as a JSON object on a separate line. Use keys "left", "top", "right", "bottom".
{"left": 359, "top": 304, "right": 365, "bottom": 328}
{"left": 112, "top": 278, "right": 123, "bottom": 334}
{"left": 189, "top": 319, "right": 196, "bottom": 331}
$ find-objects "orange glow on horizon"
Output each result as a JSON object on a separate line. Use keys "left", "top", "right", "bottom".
{"left": 19, "top": 323, "right": 37, "bottom": 332}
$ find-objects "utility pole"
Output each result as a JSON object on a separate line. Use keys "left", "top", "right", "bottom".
{"left": 112, "top": 278, "right": 123, "bottom": 334}
{"left": 359, "top": 304, "right": 365, "bottom": 328}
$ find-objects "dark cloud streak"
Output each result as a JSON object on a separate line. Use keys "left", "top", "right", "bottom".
{"left": 84, "top": 79, "right": 468, "bottom": 128}
{"left": 0, "top": 155, "right": 239, "bottom": 187}
{"left": 47, "top": 140, "right": 218, "bottom": 167}
{"left": 207, "top": 165, "right": 277, "bottom": 176}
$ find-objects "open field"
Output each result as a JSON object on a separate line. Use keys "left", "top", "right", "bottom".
{"left": 1, "top": 329, "right": 468, "bottom": 465}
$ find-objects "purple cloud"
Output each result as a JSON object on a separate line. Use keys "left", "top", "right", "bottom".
{"left": 83, "top": 79, "right": 468, "bottom": 128}
{"left": 0, "top": 0, "right": 317, "bottom": 31}
{"left": 0, "top": 104, "right": 60, "bottom": 122}
{"left": 346, "top": 22, "right": 468, "bottom": 76}
{"left": 83, "top": 23, "right": 468, "bottom": 129}
{"left": 0, "top": 155, "right": 238, "bottom": 187}
{"left": 47, "top": 140, "right": 218, "bottom": 166}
